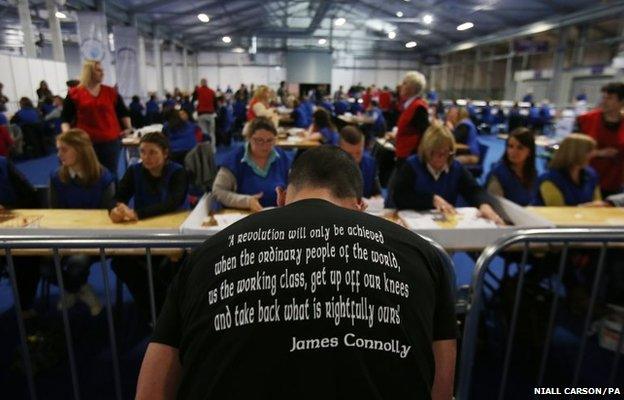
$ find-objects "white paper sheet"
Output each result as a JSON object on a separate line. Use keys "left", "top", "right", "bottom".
{"left": 398, "top": 207, "right": 498, "bottom": 230}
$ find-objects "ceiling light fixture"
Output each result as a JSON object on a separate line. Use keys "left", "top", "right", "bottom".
{"left": 396, "top": 11, "right": 404, "bottom": 18}
{"left": 55, "top": 11, "right": 67, "bottom": 19}
{"left": 422, "top": 14, "right": 433, "bottom": 24}
{"left": 334, "top": 17, "right": 346, "bottom": 26}
{"left": 222, "top": 36, "right": 232, "bottom": 43}
{"left": 414, "top": 29, "right": 431, "bottom": 35}
{"left": 457, "top": 22, "right": 474, "bottom": 31}
{"left": 405, "top": 41, "right": 417, "bottom": 48}
{"left": 197, "top": 13, "right": 210, "bottom": 23}
{"left": 388, "top": 31, "right": 396, "bottom": 39}
{"left": 318, "top": 38, "right": 327, "bottom": 45}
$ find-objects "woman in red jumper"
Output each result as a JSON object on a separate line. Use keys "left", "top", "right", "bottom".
{"left": 61, "top": 60, "right": 132, "bottom": 178}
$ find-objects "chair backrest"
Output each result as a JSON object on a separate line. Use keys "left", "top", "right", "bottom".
{"left": 184, "top": 142, "right": 216, "bottom": 191}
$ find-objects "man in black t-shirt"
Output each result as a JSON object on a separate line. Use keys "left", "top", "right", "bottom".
{"left": 137, "top": 146, "right": 457, "bottom": 400}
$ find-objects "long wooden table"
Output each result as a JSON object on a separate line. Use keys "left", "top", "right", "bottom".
{"left": 526, "top": 207, "right": 624, "bottom": 227}
{"left": 0, "top": 209, "right": 190, "bottom": 256}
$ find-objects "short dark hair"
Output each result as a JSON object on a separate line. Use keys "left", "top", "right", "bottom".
{"left": 312, "top": 108, "right": 335, "bottom": 130}
{"left": 288, "top": 146, "right": 363, "bottom": 200}
{"left": 140, "top": 131, "right": 170, "bottom": 153}
{"left": 246, "top": 117, "right": 278, "bottom": 139}
{"left": 339, "top": 126, "right": 364, "bottom": 145}
{"left": 601, "top": 82, "right": 624, "bottom": 101}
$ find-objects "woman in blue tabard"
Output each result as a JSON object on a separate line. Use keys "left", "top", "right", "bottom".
{"left": 486, "top": 127, "right": 537, "bottom": 206}
{"left": 302, "top": 108, "right": 339, "bottom": 146}
{"left": 392, "top": 122, "right": 504, "bottom": 225}
{"left": 49, "top": 129, "right": 115, "bottom": 315}
{"left": 291, "top": 99, "right": 311, "bottom": 129}
{"left": 450, "top": 107, "right": 480, "bottom": 165}
{"left": 212, "top": 117, "right": 290, "bottom": 212}
{"left": 110, "top": 131, "right": 188, "bottom": 320}
{"left": 162, "top": 109, "right": 198, "bottom": 165}
{"left": 533, "top": 133, "right": 601, "bottom": 206}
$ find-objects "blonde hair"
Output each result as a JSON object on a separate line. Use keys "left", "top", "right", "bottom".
{"left": 79, "top": 60, "right": 101, "bottom": 88}
{"left": 418, "top": 122, "right": 456, "bottom": 165}
{"left": 402, "top": 71, "right": 426, "bottom": 96}
{"left": 457, "top": 107, "right": 470, "bottom": 122}
{"left": 549, "top": 133, "right": 596, "bottom": 170}
{"left": 252, "top": 85, "right": 271, "bottom": 102}
{"left": 57, "top": 129, "right": 103, "bottom": 185}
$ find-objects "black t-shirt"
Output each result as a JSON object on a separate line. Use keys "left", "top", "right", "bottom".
{"left": 153, "top": 198, "right": 456, "bottom": 399}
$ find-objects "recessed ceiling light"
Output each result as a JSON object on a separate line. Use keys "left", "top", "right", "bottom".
{"left": 457, "top": 22, "right": 474, "bottom": 31}
{"left": 396, "top": 11, "right": 404, "bottom": 18}
{"left": 405, "top": 41, "right": 417, "bottom": 48}
{"left": 334, "top": 17, "right": 346, "bottom": 26}
{"left": 388, "top": 31, "right": 396, "bottom": 39}
{"left": 318, "top": 38, "right": 327, "bottom": 45}
{"left": 422, "top": 14, "right": 433, "bottom": 24}
{"left": 222, "top": 36, "right": 232, "bottom": 43}
{"left": 55, "top": 11, "right": 67, "bottom": 19}
{"left": 414, "top": 29, "right": 431, "bottom": 35}
{"left": 197, "top": 13, "right": 210, "bottom": 23}
{"left": 232, "top": 47, "right": 245, "bottom": 53}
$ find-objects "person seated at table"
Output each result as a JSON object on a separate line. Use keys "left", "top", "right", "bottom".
{"left": 392, "top": 122, "right": 504, "bottom": 225}
{"left": 109, "top": 131, "right": 187, "bottom": 222}
{"left": 11, "top": 97, "right": 45, "bottom": 158}
{"left": 291, "top": 99, "right": 310, "bottom": 129}
{"left": 449, "top": 107, "right": 480, "bottom": 165}
{"left": 129, "top": 95, "right": 145, "bottom": 128}
{"left": 339, "top": 126, "right": 381, "bottom": 199}
{"left": 162, "top": 109, "right": 198, "bottom": 165}
{"left": 212, "top": 117, "right": 290, "bottom": 212}
{"left": 361, "top": 100, "right": 387, "bottom": 143}
{"left": 109, "top": 131, "right": 188, "bottom": 319}
{"left": 49, "top": 129, "right": 115, "bottom": 315}
{"left": 486, "top": 127, "right": 536, "bottom": 206}
{"left": 145, "top": 93, "right": 160, "bottom": 124}
{"left": 533, "top": 134, "right": 601, "bottom": 206}
{"left": 302, "top": 108, "right": 339, "bottom": 145}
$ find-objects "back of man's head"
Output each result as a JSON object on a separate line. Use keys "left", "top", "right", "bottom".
{"left": 288, "top": 146, "right": 363, "bottom": 200}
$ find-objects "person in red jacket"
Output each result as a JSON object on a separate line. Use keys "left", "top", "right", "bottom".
{"left": 394, "top": 71, "right": 429, "bottom": 161}
{"left": 192, "top": 78, "right": 217, "bottom": 153}
{"left": 577, "top": 82, "right": 624, "bottom": 196}
{"left": 61, "top": 60, "right": 132, "bottom": 178}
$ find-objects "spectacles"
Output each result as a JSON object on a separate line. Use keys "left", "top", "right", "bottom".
{"left": 251, "top": 137, "right": 276, "bottom": 145}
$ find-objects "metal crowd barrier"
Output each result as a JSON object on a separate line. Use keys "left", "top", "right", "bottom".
{"left": 457, "top": 228, "right": 624, "bottom": 400}
{"left": 2, "top": 234, "right": 456, "bottom": 400}
{"left": 2, "top": 235, "right": 208, "bottom": 400}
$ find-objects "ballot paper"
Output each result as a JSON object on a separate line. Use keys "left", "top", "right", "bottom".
{"left": 364, "top": 196, "right": 386, "bottom": 216}
{"left": 0, "top": 212, "right": 43, "bottom": 228}
{"left": 202, "top": 213, "right": 248, "bottom": 228}
{"left": 397, "top": 207, "right": 498, "bottom": 230}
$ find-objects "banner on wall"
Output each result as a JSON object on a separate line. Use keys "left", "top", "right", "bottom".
{"left": 76, "top": 11, "right": 113, "bottom": 84}
{"left": 112, "top": 25, "right": 142, "bottom": 99}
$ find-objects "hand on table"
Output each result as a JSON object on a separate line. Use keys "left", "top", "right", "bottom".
{"left": 248, "top": 193, "right": 264, "bottom": 213}
{"left": 433, "top": 195, "right": 456, "bottom": 215}
{"left": 478, "top": 204, "right": 505, "bottom": 226}
{"left": 579, "top": 200, "right": 609, "bottom": 207}
{"left": 109, "top": 203, "right": 138, "bottom": 223}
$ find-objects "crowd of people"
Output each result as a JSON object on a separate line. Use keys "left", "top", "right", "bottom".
{"left": 1, "top": 57, "right": 624, "bottom": 399}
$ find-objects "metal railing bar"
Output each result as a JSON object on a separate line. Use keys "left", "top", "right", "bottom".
{"left": 99, "top": 248, "right": 122, "bottom": 400}
{"left": 5, "top": 249, "right": 37, "bottom": 400}
{"left": 537, "top": 242, "right": 569, "bottom": 386}
{"left": 497, "top": 242, "right": 529, "bottom": 400}
{"left": 572, "top": 243, "right": 607, "bottom": 386}
{"left": 52, "top": 248, "right": 80, "bottom": 400}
